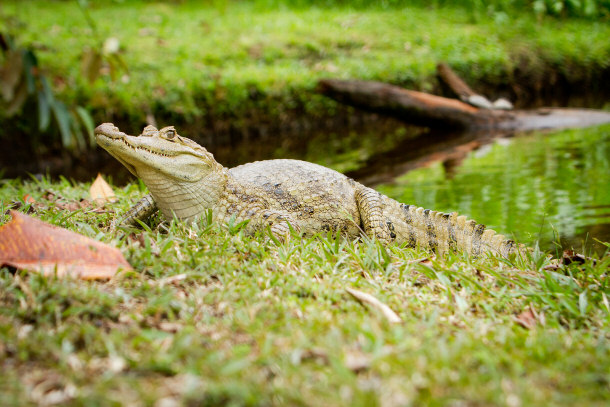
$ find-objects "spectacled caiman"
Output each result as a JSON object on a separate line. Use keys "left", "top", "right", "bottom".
{"left": 95, "top": 123, "right": 520, "bottom": 258}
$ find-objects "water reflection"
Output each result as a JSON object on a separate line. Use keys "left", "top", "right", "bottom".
{"left": 374, "top": 124, "right": 610, "bottom": 255}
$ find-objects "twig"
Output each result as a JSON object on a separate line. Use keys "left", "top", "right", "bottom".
{"left": 346, "top": 287, "right": 402, "bottom": 324}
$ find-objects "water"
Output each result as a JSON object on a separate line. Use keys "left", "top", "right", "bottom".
{"left": 372, "top": 124, "right": 610, "bottom": 256}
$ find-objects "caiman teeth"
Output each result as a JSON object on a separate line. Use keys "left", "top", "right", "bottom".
{"left": 114, "top": 137, "right": 171, "bottom": 157}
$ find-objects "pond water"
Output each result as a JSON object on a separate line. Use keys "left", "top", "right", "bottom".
{"left": 370, "top": 124, "right": 610, "bottom": 256}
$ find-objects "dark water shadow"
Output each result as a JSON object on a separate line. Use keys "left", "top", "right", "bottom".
{"left": 345, "top": 128, "right": 513, "bottom": 187}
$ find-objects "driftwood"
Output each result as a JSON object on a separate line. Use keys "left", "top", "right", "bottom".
{"left": 317, "top": 78, "right": 610, "bottom": 132}
{"left": 437, "top": 62, "right": 507, "bottom": 109}
{"left": 437, "top": 62, "right": 479, "bottom": 101}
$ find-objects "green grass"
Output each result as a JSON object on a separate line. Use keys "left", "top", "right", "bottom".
{"left": 2, "top": 0, "right": 609, "bottom": 129}
{"left": 1, "top": 176, "right": 609, "bottom": 405}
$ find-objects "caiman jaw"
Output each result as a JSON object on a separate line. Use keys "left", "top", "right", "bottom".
{"left": 95, "top": 122, "right": 218, "bottom": 185}
{"left": 95, "top": 122, "right": 227, "bottom": 222}
{"left": 94, "top": 123, "right": 139, "bottom": 176}
{"left": 95, "top": 123, "right": 175, "bottom": 154}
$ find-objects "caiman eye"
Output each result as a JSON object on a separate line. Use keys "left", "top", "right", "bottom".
{"left": 161, "top": 127, "right": 177, "bottom": 139}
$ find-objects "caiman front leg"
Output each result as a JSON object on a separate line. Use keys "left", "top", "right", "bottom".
{"left": 112, "top": 194, "right": 158, "bottom": 228}
{"left": 354, "top": 186, "right": 394, "bottom": 245}
{"left": 257, "top": 209, "right": 300, "bottom": 240}
{"left": 221, "top": 200, "right": 299, "bottom": 241}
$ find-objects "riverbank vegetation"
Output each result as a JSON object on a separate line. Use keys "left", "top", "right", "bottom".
{"left": 1, "top": 0, "right": 609, "bottom": 168}
{"left": 1, "top": 175, "right": 609, "bottom": 405}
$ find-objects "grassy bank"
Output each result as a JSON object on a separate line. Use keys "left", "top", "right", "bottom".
{"left": 2, "top": 1, "right": 610, "bottom": 144}
{"left": 2, "top": 3, "right": 610, "bottom": 404}
{"left": 1, "top": 176, "right": 609, "bottom": 405}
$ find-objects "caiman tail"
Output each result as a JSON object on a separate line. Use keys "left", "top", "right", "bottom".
{"left": 388, "top": 200, "right": 517, "bottom": 258}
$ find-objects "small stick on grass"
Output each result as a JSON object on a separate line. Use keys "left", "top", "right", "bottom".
{"left": 346, "top": 287, "right": 402, "bottom": 324}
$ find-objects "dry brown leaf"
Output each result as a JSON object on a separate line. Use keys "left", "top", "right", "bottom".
{"left": 542, "top": 259, "right": 562, "bottom": 271}
{"left": 346, "top": 287, "right": 402, "bottom": 324}
{"left": 55, "top": 199, "right": 92, "bottom": 212}
{"left": 406, "top": 256, "right": 435, "bottom": 267}
{"left": 514, "top": 309, "right": 536, "bottom": 329}
{"left": 158, "top": 322, "right": 184, "bottom": 333}
{"left": 344, "top": 350, "right": 371, "bottom": 373}
{"left": 42, "top": 191, "right": 58, "bottom": 201}
{"left": 89, "top": 173, "right": 117, "bottom": 204}
{"left": 513, "top": 306, "right": 544, "bottom": 329}
{"left": 562, "top": 250, "right": 597, "bottom": 266}
{"left": 24, "top": 370, "right": 76, "bottom": 405}
{"left": 23, "top": 194, "right": 36, "bottom": 204}
{"left": 0, "top": 211, "right": 131, "bottom": 280}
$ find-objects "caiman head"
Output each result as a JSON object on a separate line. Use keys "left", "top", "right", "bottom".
{"left": 95, "top": 123, "right": 227, "bottom": 221}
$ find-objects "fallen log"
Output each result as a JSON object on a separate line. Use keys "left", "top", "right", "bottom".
{"left": 317, "top": 79, "right": 610, "bottom": 132}
{"left": 318, "top": 79, "right": 496, "bottom": 129}
{"left": 437, "top": 62, "right": 509, "bottom": 109}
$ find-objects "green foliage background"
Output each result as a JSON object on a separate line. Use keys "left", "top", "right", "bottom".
{"left": 1, "top": 0, "right": 609, "bottom": 160}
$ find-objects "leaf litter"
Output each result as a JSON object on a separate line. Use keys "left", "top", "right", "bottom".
{"left": 0, "top": 211, "right": 131, "bottom": 279}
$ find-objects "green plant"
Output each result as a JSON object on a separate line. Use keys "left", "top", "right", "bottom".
{"left": 0, "top": 0, "right": 129, "bottom": 152}
{"left": 0, "top": 33, "right": 95, "bottom": 150}
{"left": 532, "top": 0, "right": 609, "bottom": 18}
{"left": 78, "top": 0, "right": 128, "bottom": 83}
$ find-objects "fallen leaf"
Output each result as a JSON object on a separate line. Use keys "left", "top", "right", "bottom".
{"left": 562, "top": 250, "right": 596, "bottom": 266}
{"left": 514, "top": 309, "right": 536, "bottom": 329}
{"left": 37, "top": 191, "right": 105, "bottom": 214}
{"left": 23, "top": 194, "right": 36, "bottom": 204}
{"left": 24, "top": 370, "right": 76, "bottom": 406}
{"left": 513, "top": 306, "right": 544, "bottom": 329}
{"left": 290, "top": 348, "right": 329, "bottom": 366}
{"left": 55, "top": 199, "right": 92, "bottom": 212}
{"left": 42, "top": 191, "right": 59, "bottom": 201}
{"left": 542, "top": 259, "right": 562, "bottom": 271}
{"left": 158, "top": 322, "right": 184, "bottom": 333}
{"left": 0, "top": 211, "right": 131, "bottom": 280}
{"left": 406, "top": 257, "right": 432, "bottom": 266}
{"left": 346, "top": 287, "right": 402, "bottom": 324}
{"left": 89, "top": 173, "right": 117, "bottom": 204}
{"left": 344, "top": 350, "right": 371, "bottom": 373}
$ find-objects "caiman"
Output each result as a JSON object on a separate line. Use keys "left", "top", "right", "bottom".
{"left": 95, "top": 123, "right": 519, "bottom": 258}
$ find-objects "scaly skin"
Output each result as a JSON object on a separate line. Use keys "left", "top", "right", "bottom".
{"left": 95, "top": 123, "right": 518, "bottom": 257}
